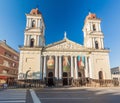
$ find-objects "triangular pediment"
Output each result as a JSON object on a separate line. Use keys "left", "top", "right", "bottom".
{"left": 44, "top": 39, "right": 86, "bottom": 51}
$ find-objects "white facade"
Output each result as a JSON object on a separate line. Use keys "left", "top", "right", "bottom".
{"left": 18, "top": 9, "right": 112, "bottom": 82}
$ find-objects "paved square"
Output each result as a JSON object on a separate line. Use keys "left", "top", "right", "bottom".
{"left": 34, "top": 87, "right": 120, "bottom": 103}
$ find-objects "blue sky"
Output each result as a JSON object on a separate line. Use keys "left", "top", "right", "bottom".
{"left": 0, "top": 0, "right": 120, "bottom": 68}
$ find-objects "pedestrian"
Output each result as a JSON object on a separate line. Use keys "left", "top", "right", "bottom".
{"left": 3, "top": 83, "right": 8, "bottom": 89}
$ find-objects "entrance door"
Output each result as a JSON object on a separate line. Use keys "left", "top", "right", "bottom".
{"left": 48, "top": 72, "right": 54, "bottom": 86}
{"left": 63, "top": 72, "right": 68, "bottom": 86}
{"left": 99, "top": 71, "right": 103, "bottom": 79}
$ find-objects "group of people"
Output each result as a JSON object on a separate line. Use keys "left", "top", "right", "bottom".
{"left": 1, "top": 83, "right": 8, "bottom": 89}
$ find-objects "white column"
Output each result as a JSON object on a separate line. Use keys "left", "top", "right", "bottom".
{"left": 99, "top": 24, "right": 101, "bottom": 31}
{"left": 55, "top": 56, "right": 58, "bottom": 79}
{"left": 37, "top": 36, "right": 40, "bottom": 46}
{"left": 24, "top": 35, "right": 27, "bottom": 46}
{"left": 35, "top": 35, "right": 38, "bottom": 47}
{"left": 43, "top": 56, "right": 46, "bottom": 79}
{"left": 85, "top": 56, "right": 88, "bottom": 77}
{"left": 27, "top": 35, "right": 31, "bottom": 46}
{"left": 40, "top": 56, "right": 43, "bottom": 79}
{"left": 29, "top": 19, "right": 32, "bottom": 27}
{"left": 26, "top": 35, "right": 29, "bottom": 46}
{"left": 59, "top": 56, "right": 62, "bottom": 79}
{"left": 36, "top": 19, "right": 37, "bottom": 28}
{"left": 90, "top": 22, "right": 93, "bottom": 31}
{"left": 101, "top": 38, "right": 104, "bottom": 49}
{"left": 88, "top": 57, "right": 92, "bottom": 78}
{"left": 71, "top": 56, "right": 73, "bottom": 77}
{"left": 38, "top": 19, "right": 40, "bottom": 27}
{"left": 74, "top": 56, "right": 78, "bottom": 79}
{"left": 92, "top": 38, "right": 95, "bottom": 48}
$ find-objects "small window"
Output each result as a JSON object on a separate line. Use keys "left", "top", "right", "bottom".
{"left": 12, "top": 63, "right": 16, "bottom": 67}
{"left": 2, "top": 70, "right": 8, "bottom": 74}
{"left": 93, "top": 24, "right": 96, "bottom": 31}
{"left": 95, "top": 41, "right": 99, "bottom": 49}
{"left": 30, "top": 38, "right": 34, "bottom": 47}
{"left": 32, "top": 20, "right": 36, "bottom": 27}
{"left": 3, "top": 60, "right": 10, "bottom": 67}
{"left": 13, "top": 56, "right": 18, "bottom": 60}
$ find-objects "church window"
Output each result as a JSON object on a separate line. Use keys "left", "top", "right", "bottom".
{"left": 93, "top": 24, "right": 96, "bottom": 31}
{"left": 32, "top": 20, "right": 36, "bottom": 27}
{"left": 30, "top": 38, "right": 34, "bottom": 47}
{"left": 95, "top": 41, "right": 99, "bottom": 49}
{"left": 98, "top": 71, "right": 103, "bottom": 79}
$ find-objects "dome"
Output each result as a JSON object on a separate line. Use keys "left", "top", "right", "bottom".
{"left": 86, "top": 12, "right": 97, "bottom": 20}
{"left": 30, "top": 8, "right": 41, "bottom": 15}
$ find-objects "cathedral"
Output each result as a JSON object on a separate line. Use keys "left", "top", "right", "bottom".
{"left": 18, "top": 8, "right": 111, "bottom": 86}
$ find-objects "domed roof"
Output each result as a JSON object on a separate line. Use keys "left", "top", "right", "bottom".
{"left": 86, "top": 12, "right": 97, "bottom": 19}
{"left": 30, "top": 8, "right": 41, "bottom": 15}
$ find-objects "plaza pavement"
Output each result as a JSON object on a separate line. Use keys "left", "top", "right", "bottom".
{"left": 34, "top": 87, "right": 120, "bottom": 103}
{"left": 1, "top": 87, "right": 120, "bottom": 103}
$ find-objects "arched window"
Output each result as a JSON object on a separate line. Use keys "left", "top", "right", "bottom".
{"left": 95, "top": 41, "right": 99, "bottom": 49}
{"left": 32, "top": 20, "right": 36, "bottom": 27}
{"left": 93, "top": 24, "right": 96, "bottom": 31}
{"left": 30, "top": 38, "right": 34, "bottom": 47}
{"left": 99, "top": 71, "right": 103, "bottom": 79}
{"left": 78, "top": 72, "right": 82, "bottom": 78}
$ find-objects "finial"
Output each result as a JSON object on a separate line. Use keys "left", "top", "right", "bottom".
{"left": 88, "top": 8, "right": 91, "bottom": 15}
{"left": 64, "top": 31, "right": 67, "bottom": 39}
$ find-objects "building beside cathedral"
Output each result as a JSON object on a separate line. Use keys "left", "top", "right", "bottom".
{"left": 0, "top": 40, "right": 19, "bottom": 85}
{"left": 18, "top": 8, "right": 112, "bottom": 86}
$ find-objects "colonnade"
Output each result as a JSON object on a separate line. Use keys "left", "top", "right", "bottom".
{"left": 40, "top": 55, "right": 92, "bottom": 80}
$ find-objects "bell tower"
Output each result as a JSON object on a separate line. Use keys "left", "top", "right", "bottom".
{"left": 24, "top": 8, "right": 45, "bottom": 47}
{"left": 18, "top": 8, "right": 45, "bottom": 80}
{"left": 83, "top": 12, "right": 104, "bottom": 49}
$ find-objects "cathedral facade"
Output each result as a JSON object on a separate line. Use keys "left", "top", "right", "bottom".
{"left": 18, "top": 8, "right": 111, "bottom": 86}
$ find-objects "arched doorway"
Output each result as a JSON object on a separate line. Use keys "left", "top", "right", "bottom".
{"left": 99, "top": 71, "right": 103, "bottom": 79}
{"left": 48, "top": 72, "right": 54, "bottom": 86}
{"left": 78, "top": 72, "right": 82, "bottom": 78}
{"left": 63, "top": 72, "right": 68, "bottom": 86}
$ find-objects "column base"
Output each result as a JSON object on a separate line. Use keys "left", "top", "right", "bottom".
{"left": 57, "top": 79, "right": 63, "bottom": 87}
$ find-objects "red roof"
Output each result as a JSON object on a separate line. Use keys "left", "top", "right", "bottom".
{"left": 86, "top": 12, "right": 97, "bottom": 20}
{"left": 30, "top": 8, "right": 41, "bottom": 15}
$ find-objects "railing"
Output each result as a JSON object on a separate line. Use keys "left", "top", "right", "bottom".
{"left": 0, "top": 78, "right": 119, "bottom": 89}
